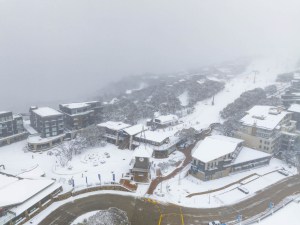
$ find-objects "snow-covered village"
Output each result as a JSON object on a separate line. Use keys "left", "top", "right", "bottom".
{"left": 1, "top": 1, "right": 300, "bottom": 225}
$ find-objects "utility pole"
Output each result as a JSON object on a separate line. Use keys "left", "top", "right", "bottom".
{"left": 253, "top": 70, "right": 258, "bottom": 84}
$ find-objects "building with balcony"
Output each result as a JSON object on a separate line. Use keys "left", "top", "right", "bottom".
{"left": 0, "top": 111, "right": 27, "bottom": 147}
{"left": 59, "top": 101, "right": 101, "bottom": 131}
{"left": 190, "top": 135, "right": 271, "bottom": 181}
{"left": 151, "top": 114, "right": 179, "bottom": 128}
{"left": 288, "top": 104, "right": 300, "bottom": 130}
{"left": 133, "top": 130, "right": 180, "bottom": 158}
{"left": 97, "top": 121, "right": 131, "bottom": 146}
{"left": 281, "top": 72, "right": 300, "bottom": 106}
{"left": 234, "top": 106, "right": 296, "bottom": 154}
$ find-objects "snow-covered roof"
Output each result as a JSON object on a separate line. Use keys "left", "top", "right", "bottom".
{"left": 232, "top": 147, "right": 271, "bottom": 165}
{"left": 60, "top": 102, "right": 89, "bottom": 109}
{"left": 27, "top": 134, "right": 65, "bottom": 144}
{"left": 133, "top": 146, "right": 153, "bottom": 158}
{"left": 0, "top": 173, "right": 55, "bottom": 207}
{"left": 10, "top": 183, "right": 61, "bottom": 217}
{"left": 138, "top": 130, "right": 172, "bottom": 143}
{"left": 123, "top": 124, "right": 147, "bottom": 136}
{"left": 240, "top": 106, "right": 290, "bottom": 130}
{"left": 97, "top": 121, "right": 131, "bottom": 131}
{"left": 192, "top": 135, "right": 243, "bottom": 163}
{"left": 288, "top": 104, "right": 300, "bottom": 113}
{"left": 0, "top": 111, "right": 10, "bottom": 115}
{"left": 154, "top": 114, "right": 179, "bottom": 125}
{"left": 32, "top": 107, "right": 62, "bottom": 117}
{"left": 207, "top": 77, "right": 222, "bottom": 82}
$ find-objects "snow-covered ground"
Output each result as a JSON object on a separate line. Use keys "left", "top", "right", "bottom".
{"left": 259, "top": 201, "right": 300, "bottom": 225}
{"left": 151, "top": 158, "right": 297, "bottom": 208}
{"left": 178, "top": 90, "right": 189, "bottom": 106}
{"left": 0, "top": 141, "right": 134, "bottom": 191}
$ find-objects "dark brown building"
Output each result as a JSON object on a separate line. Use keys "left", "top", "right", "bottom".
{"left": 59, "top": 101, "right": 101, "bottom": 130}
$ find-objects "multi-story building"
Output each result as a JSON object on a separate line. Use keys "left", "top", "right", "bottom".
{"left": 234, "top": 106, "right": 296, "bottom": 154}
{"left": 0, "top": 111, "right": 27, "bottom": 147}
{"left": 190, "top": 135, "right": 271, "bottom": 181}
{"left": 152, "top": 114, "right": 179, "bottom": 128}
{"left": 30, "top": 106, "right": 64, "bottom": 138}
{"left": 133, "top": 130, "right": 180, "bottom": 158}
{"left": 281, "top": 72, "right": 300, "bottom": 106}
{"left": 59, "top": 101, "right": 101, "bottom": 130}
{"left": 97, "top": 121, "right": 131, "bottom": 145}
{"left": 28, "top": 107, "right": 64, "bottom": 151}
{"left": 288, "top": 104, "right": 300, "bottom": 130}
{"left": 98, "top": 121, "right": 180, "bottom": 157}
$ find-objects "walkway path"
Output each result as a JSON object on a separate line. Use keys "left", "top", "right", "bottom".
{"left": 147, "top": 125, "right": 215, "bottom": 195}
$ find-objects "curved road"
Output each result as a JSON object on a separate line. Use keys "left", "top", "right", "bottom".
{"left": 39, "top": 175, "right": 300, "bottom": 225}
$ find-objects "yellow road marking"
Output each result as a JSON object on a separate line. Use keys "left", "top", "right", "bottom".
{"left": 158, "top": 214, "right": 163, "bottom": 225}
{"left": 180, "top": 207, "right": 185, "bottom": 225}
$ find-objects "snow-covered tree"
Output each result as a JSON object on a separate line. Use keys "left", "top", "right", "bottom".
{"left": 74, "top": 208, "right": 130, "bottom": 225}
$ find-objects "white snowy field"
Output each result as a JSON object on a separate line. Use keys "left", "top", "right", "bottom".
{"left": 151, "top": 158, "right": 297, "bottom": 208}
{"left": 175, "top": 56, "right": 299, "bottom": 131}
{"left": 0, "top": 141, "right": 134, "bottom": 191}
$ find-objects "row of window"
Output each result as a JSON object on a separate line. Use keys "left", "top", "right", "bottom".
{"left": 0, "top": 116, "right": 13, "bottom": 122}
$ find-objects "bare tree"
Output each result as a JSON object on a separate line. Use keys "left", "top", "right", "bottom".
{"left": 57, "top": 136, "right": 87, "bottom": 167}
{"left": 77, "top": 125, "right": 104, "bottom": 148}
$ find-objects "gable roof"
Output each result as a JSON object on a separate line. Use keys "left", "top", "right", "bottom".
{"left": 192, "top": 135, "right": 243, "bottom": 163}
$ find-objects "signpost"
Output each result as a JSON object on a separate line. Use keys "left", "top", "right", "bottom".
{"left": 236, "top": 214, "right": 242, "bottom": 225}
{"left": 269, "top": 201, "right": 274, "bottom": 214}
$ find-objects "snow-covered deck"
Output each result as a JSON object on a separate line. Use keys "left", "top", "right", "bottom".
{"left": 27, "top": 134, "right": 65, "bottom": 145}
{"left": 232, "top": 147, "right": 271, "bottom": 165}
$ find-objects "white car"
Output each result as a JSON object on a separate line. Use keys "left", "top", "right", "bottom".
{"left": 208, "top": 221, "right": 221, "bottom": 225}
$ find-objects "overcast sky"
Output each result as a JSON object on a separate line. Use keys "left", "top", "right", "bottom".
{"left": 1, "top": 0, "right": 300, "bottom": 112}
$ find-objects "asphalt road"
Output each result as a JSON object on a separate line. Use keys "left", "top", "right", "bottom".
{"left": 39, "top": 174, "right": 300, "bottom": 225}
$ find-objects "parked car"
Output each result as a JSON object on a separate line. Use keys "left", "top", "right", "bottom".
{"left": 278, "top": 169, "right": 289, "bottom": 176}
{"left": 208, "top": 220, "right": 221, "bottom": 225}
{"left": 238, "top": 186, "right": 249, "bottom": 194}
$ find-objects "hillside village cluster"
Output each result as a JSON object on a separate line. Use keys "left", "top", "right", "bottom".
{"left": 1, "top": 71, "right": 300, "bottom": 225}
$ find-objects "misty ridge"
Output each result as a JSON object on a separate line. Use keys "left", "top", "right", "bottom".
{"left": 0, "top": 0, "right": 300, "bottom": 112}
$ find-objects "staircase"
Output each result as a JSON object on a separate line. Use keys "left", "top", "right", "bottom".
{"left": 118, "top": 137, "right": 130, "bottom": 150}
